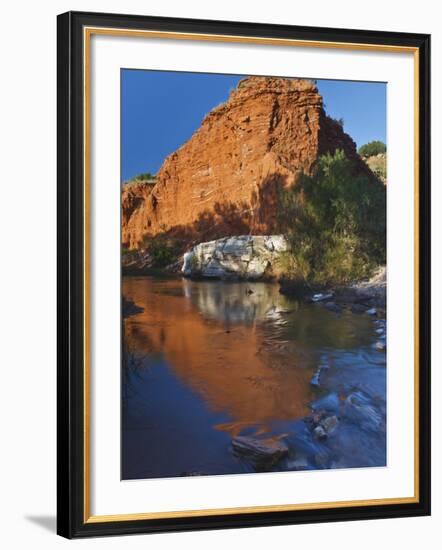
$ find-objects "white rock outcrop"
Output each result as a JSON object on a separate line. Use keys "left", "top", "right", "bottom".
{"left": 182, "top": 235, "right": 288, "bottom": 280}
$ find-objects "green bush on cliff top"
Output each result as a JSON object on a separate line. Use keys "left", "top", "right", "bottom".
{"left": 277, "top": 149, "right": 386, "bottom": 286}
{"left": 128, "top": 172, "right": 155, "bottom": 183}
{"left": 358, "top": 140, "right": 386, "bottom": 158}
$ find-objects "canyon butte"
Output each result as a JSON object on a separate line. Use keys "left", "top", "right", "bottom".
{"left": 122, "top": 76, "right": 379, "bottom": 252}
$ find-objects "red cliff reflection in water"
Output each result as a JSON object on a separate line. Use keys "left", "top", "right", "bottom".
{"left": 122, "top": 276, "right": 377, "bottom": 479}
{"left": 123, "top": 277, "right": 313, "bottom": 437}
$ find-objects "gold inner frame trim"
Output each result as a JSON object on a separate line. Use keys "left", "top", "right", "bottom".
{"left": 83, "top": 26, "right": 420, "bottom": 524}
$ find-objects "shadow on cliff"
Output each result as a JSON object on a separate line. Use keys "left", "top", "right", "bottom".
{"left": 139, "top": 173, "right": 290, "bottom": 252}
{"left": 252, "top": 173, "right": 289, "bottom": 233}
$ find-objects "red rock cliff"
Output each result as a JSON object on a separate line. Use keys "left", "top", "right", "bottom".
{"left": 122, "top": 77, "right": 372, "bottom": 249}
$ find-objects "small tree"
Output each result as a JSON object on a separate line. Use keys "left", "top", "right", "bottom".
{"left": 142, "top": 235, "right": 178, "bottom": 268}
{"left": 358, "top": 140, "right": 386, "bottom": 157}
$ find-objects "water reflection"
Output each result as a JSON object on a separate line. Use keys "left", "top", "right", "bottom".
{"left": 122, "top": 276, "right": 380, "bottom": 479}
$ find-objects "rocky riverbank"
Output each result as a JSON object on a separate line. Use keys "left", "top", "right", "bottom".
{"left": 229, "top": 308, "right": 386, "bottom": 473}
{"left": 180, "top": 237, "right": 386, "bottom": 316}
{"left": 228, "top": 267, "right": 387, "bottom": 473}
{"left": 123, "top": 235, "right": 386, "bottom": 320}
{"left": 280, "top": 266, "right": 386, "bottom": 311}
{"left": 231, "top": 381, "right": 386, "bottom": 473}
{"left": 123, "top": 240, "right": 387, "bottom": 476}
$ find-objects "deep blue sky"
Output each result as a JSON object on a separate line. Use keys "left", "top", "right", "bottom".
{"left": 121, "top": 70, "right": 386, "bottom": 181}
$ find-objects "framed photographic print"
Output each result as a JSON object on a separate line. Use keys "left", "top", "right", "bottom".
{"left": 57, "top": 11, "right": 431, "bottom": 538}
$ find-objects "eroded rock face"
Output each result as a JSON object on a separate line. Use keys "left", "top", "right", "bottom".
{"left": 122, "top": 76, "right": 371, "bottom": 249}
{"left": 182, "top": 235, "right": 288, "bottom": 280}
{"left": 122, "top": 181, "right": 155, "bottom": 248}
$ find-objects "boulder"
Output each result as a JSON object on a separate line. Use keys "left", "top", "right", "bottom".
{"left": 231, "top": 435, "right": 288, "bottom": 470}
{"left": 313, "top": 426, "right": 327, "bottom": 440}
{"left": 321, "top": 415, "right": 339, "bottom": 434}
{"left": 308, "top": 410, "right": 339, "bottom": 440}
{"left": 182, "top": 235, "right": 288, "bottom": 280}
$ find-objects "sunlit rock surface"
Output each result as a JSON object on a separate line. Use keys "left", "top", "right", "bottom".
{"left": 182, "top": 235, "right": 288, "bottom": 279}
{"left": 122, "top": 76, "right": 373, "bottom": 249}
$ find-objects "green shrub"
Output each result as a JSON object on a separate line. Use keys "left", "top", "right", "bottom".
{"left": 358, "top": 140, "right": 386, "bottom": 157}
{"left": 277, "top": 150, "right": 386, "bottom": 286}
{"left": 143, "top": 235, "right": 178, "bottom": 268}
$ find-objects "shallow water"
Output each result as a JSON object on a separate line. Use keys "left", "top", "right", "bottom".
{"left": 122, "top": 276, "right": 386, "bottom": 479}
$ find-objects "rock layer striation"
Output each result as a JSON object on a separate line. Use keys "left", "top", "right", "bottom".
{"left": 122, "top": 76, "right": 373, "bottom": 249}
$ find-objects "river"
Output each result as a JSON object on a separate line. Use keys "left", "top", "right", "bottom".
{"left": 122, "top": 276, "right": 386, "bottom": 480}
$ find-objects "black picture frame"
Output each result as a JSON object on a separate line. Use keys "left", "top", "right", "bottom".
{"left": 57, "top": 10, "right": 431, "bottom": 539}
